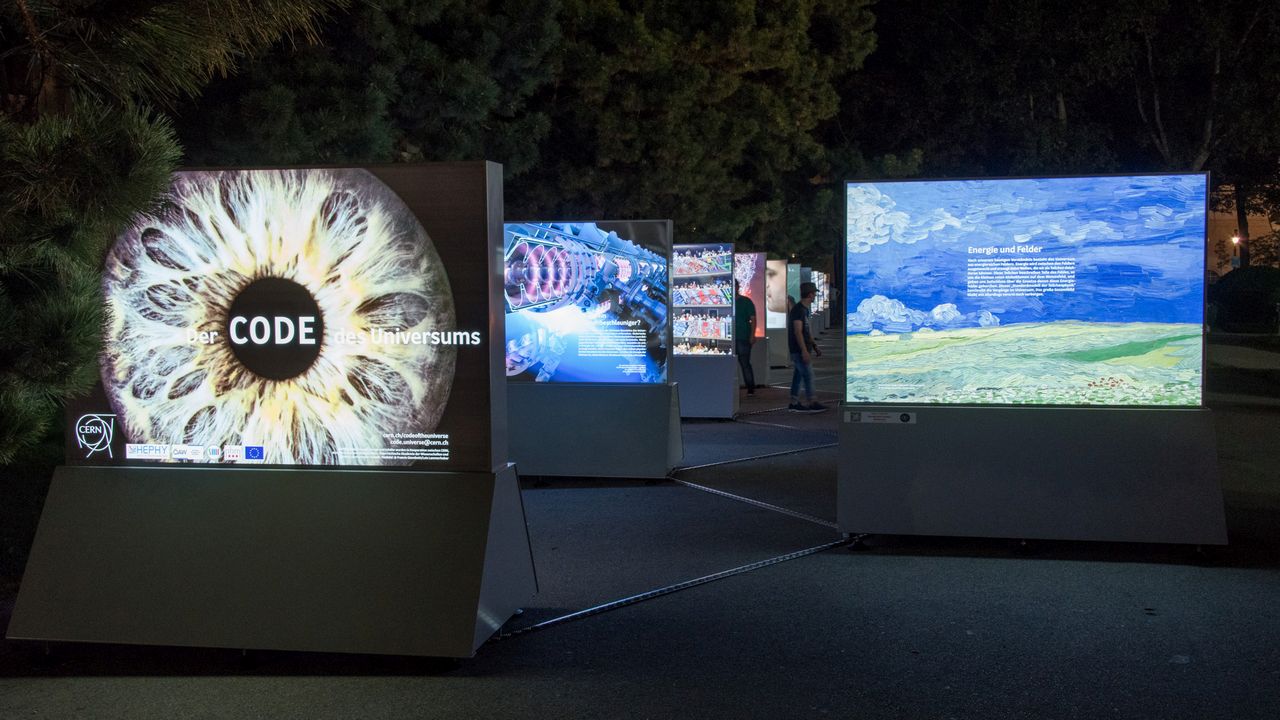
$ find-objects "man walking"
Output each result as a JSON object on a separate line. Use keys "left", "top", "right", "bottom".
{"left": 734, "top": 281, "right": 757, "bottom": 395}
{"left": 788, "top": 281, "right": 825, "bottom": 413}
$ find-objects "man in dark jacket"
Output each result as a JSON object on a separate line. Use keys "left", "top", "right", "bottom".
{"left": 788, "top": 282, "right": 825, "bottom": 412}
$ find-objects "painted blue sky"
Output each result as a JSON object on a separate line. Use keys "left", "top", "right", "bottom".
{"left": 844, "top": 175, "right": 1206, "bottom": 331}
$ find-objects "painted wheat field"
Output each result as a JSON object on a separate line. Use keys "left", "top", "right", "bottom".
{"left": 845, "top": 321, "right": 1201, "bottom": 406}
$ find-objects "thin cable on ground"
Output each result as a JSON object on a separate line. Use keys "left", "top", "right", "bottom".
{"left": 670, "top": 478, "right": 839, "bottom": 529}
{"left": 733, "top": 417, "right": 837, "bottom": 435}
{"left": 735, "top": 405, "right": 793, "bottom": 416}
{"left": 672, "top": 442, "right": 836, "bottom": 472}
{"left": 497, "top": 363, "right": 846, "bottom": 643}
{"left": 496, "top": 539, "right": 845, "bottom": 640}
{"left": 765, "top": 385, "right": 843, "bottom": 397}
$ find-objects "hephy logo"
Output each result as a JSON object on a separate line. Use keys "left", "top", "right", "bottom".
{"left": 76, "top": 414, "right": 116, "bottom": 459}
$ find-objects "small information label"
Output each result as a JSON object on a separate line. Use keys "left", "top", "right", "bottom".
{"left": 845, "top": 410, "right": 917, "bottom": 425}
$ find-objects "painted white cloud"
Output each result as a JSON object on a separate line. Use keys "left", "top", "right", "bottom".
{"left": 1138, "top": 203, "right": 1202, "bottom": 234}
{"left": 846, "top": 295, "right": 926, "bottom": 332}
{"left": 1010, "top": 216, "right": 1123, "bottom": 245}
{"left": 846, "top": 185, "right": 976, "bottom": 254}
{"left": 846, "top": 295, "right": 999, "bottom": 333}
{"left": 930, "top": 303, "right": 962, "bottom": 324}
{"left": 962, "top": 192, "right": 1038, "bottom": 223}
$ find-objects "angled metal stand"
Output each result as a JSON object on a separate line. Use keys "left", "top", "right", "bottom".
{"left": 837, "top": 405, "right": 1227, "bottom": 545}
{"left": 507, "top": 382, "right": 683, "bottom": 478}
{"left": 671, "top": 354, "right": 740, "bottom": 418}
{"left": 8, "top": 464, "right": 536, "bottom": 658}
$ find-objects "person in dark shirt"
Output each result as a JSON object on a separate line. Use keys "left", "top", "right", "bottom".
{"left": 733, "top": 281, "right": 757, "bottom": 395}
{"left": 788, "top": 281, "right": 825, "bottom": 412}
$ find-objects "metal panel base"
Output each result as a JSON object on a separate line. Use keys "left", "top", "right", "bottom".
{"left": 7, "top": 464, "right": 536, "bottom": 658}
{"left": 766, "top": 328, "right": 790, "bottom": 368}
{"left": 507, "top": 382, "right": 682, "bottom": 478}
{"left": 671, "top": 354, "right": 739, "bottom": 418}
{"left": 837, "top": 406, "right": 1227, "bottom": 545}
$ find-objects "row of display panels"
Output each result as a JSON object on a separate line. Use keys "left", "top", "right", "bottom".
{"left": 64, "top": 166, "right": 1210, "bottom": 473}
{"left": 761, "top": 261, "right": 833, "bottom": 329}
{"left": 66, "top": 170, "right": 763, "bottom": 473}
{"left": 503, "top": 228, "right": 741, "bottom": 381}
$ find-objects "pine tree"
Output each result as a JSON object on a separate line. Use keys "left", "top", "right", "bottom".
{"left": 177, "top": 0, "right": 561, "bottom": 173}
{"left": 504, "top": 0, "right": 878, "bottom": 261}
{"left": 0, "top": 0, "right": 345, "bottom": 467}
{"left": 177, "top": 1, "right": 878, "bottom": 264}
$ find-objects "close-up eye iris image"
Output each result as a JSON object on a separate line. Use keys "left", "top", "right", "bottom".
{"left": 100, "top": 169, "right": 457, "bottom": 465}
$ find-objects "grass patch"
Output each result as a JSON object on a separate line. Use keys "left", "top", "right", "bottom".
{"left": 1054, "top": 334, "right": 1200, "bottom": 363}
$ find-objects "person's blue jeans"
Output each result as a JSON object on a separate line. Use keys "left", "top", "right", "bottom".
{"left": 790, "top": 352, "right": 813, "bottom": 401}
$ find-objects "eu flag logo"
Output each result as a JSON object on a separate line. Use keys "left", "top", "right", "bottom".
{"left": 244, "top": 446, "right": 265, "bottom": 461}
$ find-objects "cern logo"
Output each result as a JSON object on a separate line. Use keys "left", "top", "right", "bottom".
{"left": 75, "top": 414, "right": 116, "bottom": 459}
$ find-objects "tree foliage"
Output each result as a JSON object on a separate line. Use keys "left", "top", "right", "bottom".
{"left": 507, "top": 0, "right": 877, "bottom": 260}
{"left": 839, "top": 0, "right": 1280, "bottom": 268}
{"left": 839, "top": 0, "right": 1130, "bottom": 177}
{"left": 1, "top": 0, "right": 342, "bottom": 118}
{"left": 178, "top": 0, "right": 878, "bottom": 260}
{"left": 179, "top": 0, "right": 561, "bottom": 172}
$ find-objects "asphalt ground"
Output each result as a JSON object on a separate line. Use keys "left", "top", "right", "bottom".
{"left": 2, "top": 328, "right": 1278, "bottom": 719}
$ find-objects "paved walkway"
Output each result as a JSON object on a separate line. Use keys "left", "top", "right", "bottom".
{"left": 2, "top": 327, "right": 1278, "bottom": 719}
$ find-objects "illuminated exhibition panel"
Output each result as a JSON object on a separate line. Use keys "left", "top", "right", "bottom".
{"left": 837, "top": 172, "right": 1224, "bottom": 545}
{"left": 844, "top": 174, "right": 1207, "bottom": 407}
{"left": 17, "top": 163, "right": 536, "bottom": 659}
{"left": 67, "top": 167, "right": 498, "bottom": 471}
{"left": 503, "top": 221, "right": 669, "bottom": 384}
{"left": 504, "top": 219, "right": 680, "bottom": 477}
{"left": 734, "top": 252, "right": 767, "bottom": 338}
{"left": 786, "top": 263, "right": 800, "bottom": 307}
{"left": 813, "top": 271, "right": 828, "bottom": 314}
{"left": 765, "top": 259, "right": 789, "bottom": 329}
{"left": 672, "top": 243, "right": 735, "bottom": 356}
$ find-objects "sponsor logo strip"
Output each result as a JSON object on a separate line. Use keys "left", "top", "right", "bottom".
{"left": 125, "top": 444, "right": 171, "bottom": 460}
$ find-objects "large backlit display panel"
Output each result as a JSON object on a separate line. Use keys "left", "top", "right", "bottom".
{"left": 734, "top": 252, "right": 767, "bottom": 338}
{"left": 786, "top": 263, "right": 800, "bottom": 307}
{"left": 765, "top": 259, "right": 789, "bottom": 329}
{"left": 504, "top": 221, "right": 670, "bottom": 383}
{"left": 673, "top": 243, "right": 734, "bottom": 355}
{"left": 845, "top": 173, "right": 1207, "bottom": 406}
{"left": 67, "top": 165, "right": 500, "bottom": 469}
{"left": 813, "top": 271, "right": 828, "bottom": 313}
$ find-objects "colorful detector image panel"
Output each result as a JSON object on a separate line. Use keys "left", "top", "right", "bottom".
{"left": 734, "top": 252, "right": 767, "bottom": 338}
{"left": 813, "top": 271, "right": 829, "bottom": 314}
{"left": 845, "top": 174, "right": 1206, "bottom": 406}
{"left": 673, "top": 243, "right": 735, "bottom": 356}
{"left": 71, "top": 168, "right": 481, "bottom": 467}
{"left": 504, "top": 222, "right": 670, "bottom": 383}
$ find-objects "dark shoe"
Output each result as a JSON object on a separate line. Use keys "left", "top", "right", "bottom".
{"left": 806, "top": 402, "right": 828, "bottom": 412}
{"left": 746, "top": 388, "right": 756, "bottom": 395}
{"left": 788, "top": 402, "right": 806, "bottom": 412}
